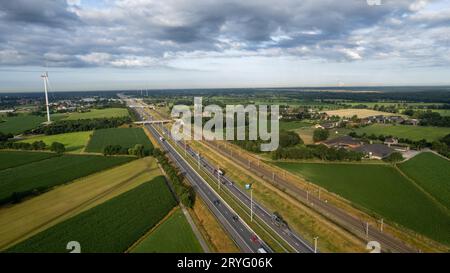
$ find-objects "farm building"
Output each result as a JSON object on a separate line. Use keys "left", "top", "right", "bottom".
{"left": 355, "top": 144, "right": 394, "bottom": 159}
{"left": 384, "top": 137, "right": 398, "bottom": 146}
{"left": 322, "top": 136, "right": 362, "bottom": 149}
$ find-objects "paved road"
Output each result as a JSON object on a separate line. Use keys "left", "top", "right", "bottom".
{"left": 201, "top": 140, "right": 418, "bottom": 253}
{"left": 156, "top": 125, "right": 315, "bottom": 253}
{"left": 127, "top": 101, "right": 271, "bottom": 253}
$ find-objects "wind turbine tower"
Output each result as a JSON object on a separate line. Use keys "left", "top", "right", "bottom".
{"left": 41, "top": 71, "right": 51, "bottom": 124}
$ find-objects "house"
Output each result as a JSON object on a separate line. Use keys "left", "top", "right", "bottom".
{"left": 404, "top": 119, "right": 419, "bottom": 126}
{"left": 314, "top": 124, "right": 325, "bottom": 129}
{"left": 388, "top": 116, "right": 405, "bottom": 124}
{"left": 322, "top": 136, "right": 362, "bottom": 149}
{"left": 314, "top": 121, "right": 339, "bottom": 130}
{"left": 384, "top": 137, "right": 398, "bottom": 147}
{"left": 355, "top": 144, "right": 394, "bottom": 159}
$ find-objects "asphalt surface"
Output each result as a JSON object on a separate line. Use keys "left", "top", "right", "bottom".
{"left": 161, "top": 126, "right": 315, "bottom": 253}
{"left": 128, "top": 101, "right": 271, "bottom": 253}
{"left": 201, "top": 140, "right": 418, "bottom": 253}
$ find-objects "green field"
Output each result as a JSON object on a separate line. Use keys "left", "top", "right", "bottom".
{"left": 350, "top": 124, "right": 450, "bottom": 142}
{"left": 18, "top": 131, "right": 93, "bottom": 153}
{"left": 399, "top": 152, "right": 450, "bottom": 210}
{"left": 0, "top": 115, "right": 46, "bottom": 135}
{"left": 63, "top": 108, "right": 129, "bottom": 120}
{"left": 431, "top": 109, "right": 450, "bottom": 116}
{"left": 85, "top": 128, "right": 153, "bottom": 153}
{"left": 7, "top": 177, "right": 177, "bottom": 253}
{"left": 274, "top": 162, "right": 450, "bottom": 244}
{"left": 0, "top": 151, "right": 56, "bottom": 170}
{"left": 279, "top": 120, "right": 312, "bottom": 131}
{"left": 131, "top": 208, "right": 203, "bottom": 253}
{"left": 0, "top": 153, "right": 134, "bottom": 204}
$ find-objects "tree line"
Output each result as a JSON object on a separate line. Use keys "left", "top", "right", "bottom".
{"left": 26, "top": 117, "right": 131, "bottom": 135}
{"left": 103, "top": 144, "right": 151, "bottom": 157}
{"left": 152, "top": 148, "right": 196, "bottom": 208}
{"left": 0, "top": 140, "right": 66, "bottom": 154}
{"left": 271, "top": 144, "right": 364, "bottom": 161}
{"left": 403, "top": 110, "right": 450, "bottom": 127}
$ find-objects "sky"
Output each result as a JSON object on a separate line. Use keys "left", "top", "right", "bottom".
{"left": 0, "top": 0, "right": 449, "bottom": 92}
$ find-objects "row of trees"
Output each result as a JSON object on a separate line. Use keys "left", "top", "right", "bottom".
{"left": 0, "top": 140, "right": 65, "bottom": 154}
{"left": 152, "top": 148, "right": 196, "bottom": 208}
{"left": 26, "top": 116, "right": 131, "bottom": 135}
{"left": 403, "top": 110, "right": 450, "bottom": 127}
{"left": 271, "top": 144, "right": 364, "bottom": 161}
{"left": 103, "top": 144, "right": 151, "bottom": 158}
{"left": 232, "top": 130, "right": 302, "bottom": 153}
{"left": 0, "top": 132, "right": 13, "bottom": 142}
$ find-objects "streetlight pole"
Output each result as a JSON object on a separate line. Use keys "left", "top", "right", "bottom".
{"left": 380, "top": 218, "right": 384, "bottom": 232}
{"left": 250, "top": 188, "right": 253, "bottom": 222}
{"left": 314, "top": 237, "right": 318, "bottom": 253}
{"left": 217, "top": 165, "right": 221, "bottom": 191}
{"left": 366, "top": 222, "right": 369, "bottom": 238}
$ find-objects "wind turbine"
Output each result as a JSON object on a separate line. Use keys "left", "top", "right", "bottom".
{"left": 41, "top": 71, "right": 51, "bottom": 124}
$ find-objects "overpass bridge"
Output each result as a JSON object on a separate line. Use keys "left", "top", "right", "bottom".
{"left": 134, "top": 120, "right": 172, "bottom": 125}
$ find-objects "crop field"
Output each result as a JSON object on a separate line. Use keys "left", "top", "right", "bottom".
{"left": 18, "top": 131, "right": 93, "bottom": 153}
{"left": 399, "top": 152, "right": 450, "bottom": 210}
{"left": 0, "top": 115, "right": 46, "bottom": 135}
{"left": 293, "top": 127, "right": 315, "bottom": 144}
{"left": 350, "top": 124, "right": 450, "bottom": 142}
{"left": 85, "top": 127, "right": 153, "bottom": 153}
{"left": 0, "top": 151, "right": 56, "bottom": 170}
{"left": 274, "top": 162, "right": 450, "bottom": 244}
{"left": 0, "top": 157, "right": 161, "bottom": 250}
{"left": 279, "top": 120, "right": 312, "bottom": 131}
{"left": 0, "top": 153, "right": 134, "bottom": 204}
{"left": 7, "top": 177, "right": 177, "bottom": 253}
{"left": 131, "top": 208, "right": 203, "bottom": 253}
{"left": 63, "top": 108, "right": 129, "bottom": 120}
{"left": 324, "top": 109, "right": 400, "bottom": 118}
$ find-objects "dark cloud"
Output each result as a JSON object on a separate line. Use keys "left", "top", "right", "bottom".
{"left": 0, "top": 0, "right": 79, "bottom": 28}
{"left": 0, "top": 0, "right": 448, "bottom": 68}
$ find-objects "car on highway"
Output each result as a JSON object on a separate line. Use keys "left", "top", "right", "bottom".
{"left": 214, "top": 168, "right": 225, "bottom": 176}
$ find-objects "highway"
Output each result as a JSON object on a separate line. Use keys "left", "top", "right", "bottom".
{"left": 159, "top": 125, "right": 315, "bottom": 253}
{"left": 128, "top": 100, "right": 272, "bottom": 253}
{"left": 201, "top": 140, "right": 417, "bottom": 253}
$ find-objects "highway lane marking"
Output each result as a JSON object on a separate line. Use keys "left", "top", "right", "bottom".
{"left": 148, "top": 125, "right": 258, "bottom": 253}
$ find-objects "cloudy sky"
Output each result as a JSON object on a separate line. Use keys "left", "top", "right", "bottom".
{"left": 0, "top": 0, "right": 449, "bottom": 92}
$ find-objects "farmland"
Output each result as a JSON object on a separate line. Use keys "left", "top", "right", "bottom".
{"left": 18, "top": 131, "right": 92, "bottom": 153}
{"left": 131, "top": 208, "right": 203, "bottom": 253}
{"left": 279, "top": 120, "right": 312, "bottom": 131}
{"left": 0, "top": 157, "right": 162, "bottom": 250}
{"left": 63, "top": 108, "right": 129, "bottom": 120}
{"left": 399, "top": 152, "right": 450, "bottom": 210}
{"left": 7, "top": 177, "right": 177, "bottom": 253}
{"left": 274, "top": 162, "right": 450, "bottom": 244}
{"left": 0, "top": 114, "right": 45, "bottom": 135}
{"left": 0, "top": 152, "right": 134, "bottom": 204}
{"left": 324, "top": 109, "right": 401, "bottom": 119}
{"left": 0, "top": 151, "right": 56, "bottom": 170}
{"left": 349, "top": 124, "right": 449, "bottom": 142}
{"left": 85, "top": 127, "right": 153, "bottom": 153}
